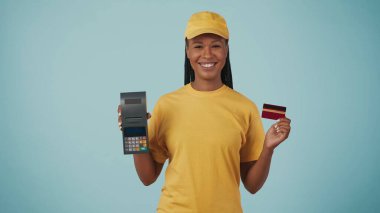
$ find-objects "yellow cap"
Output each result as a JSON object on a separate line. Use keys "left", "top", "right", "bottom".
{"left": 184, "top": 11, "right": 229, "bottom": 39}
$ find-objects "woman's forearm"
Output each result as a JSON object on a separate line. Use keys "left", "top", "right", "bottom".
{"left": 243, "top": 145, "right": 274, "bottom": 194}
{"left": 133, "top": 153, "right": 162, "bottom": 186}
{"left": 243, "top": 117, "right": 291, "bottom": 194}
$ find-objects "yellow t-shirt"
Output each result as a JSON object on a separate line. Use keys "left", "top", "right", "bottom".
{"left": 148, "top": 83, "right": 265, "bottom": 213}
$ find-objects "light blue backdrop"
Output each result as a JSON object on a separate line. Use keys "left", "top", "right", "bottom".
{"left": 1, "top": 0, "right": 379, "bottom": 212}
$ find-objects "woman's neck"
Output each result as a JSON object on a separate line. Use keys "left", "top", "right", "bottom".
{"left": 190, "top": 80, "right": 223, "bottom": 91}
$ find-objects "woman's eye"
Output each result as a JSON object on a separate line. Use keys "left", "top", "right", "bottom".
{"left": 212, "top": 45, "right": 221, "bottom": 48}
{"left": 194, "top": 45, "right": 202, "bottom": 49}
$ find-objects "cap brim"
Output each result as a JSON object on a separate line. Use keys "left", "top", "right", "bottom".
{"left": 185, "top": 28, "right": 228, "bottom": 39}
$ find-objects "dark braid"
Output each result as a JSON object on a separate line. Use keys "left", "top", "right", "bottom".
{"left": 220, "top": 52, "right": 233, "bottom": 89}
{"left": 184, "top": 44, "right": 233, "bottom": 89}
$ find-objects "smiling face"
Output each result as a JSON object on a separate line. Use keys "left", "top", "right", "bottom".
{"left": 186, "top": 33, "right": 229, "bottom": 86}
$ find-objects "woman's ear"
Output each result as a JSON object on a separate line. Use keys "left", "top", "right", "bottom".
{"left": 185, "top": 39, "right": 190, "bottom": 59}
{"left": 225, "top": 44, "right": 229, "bottom": 58}
{"left": 185, "top": 46, "right": 190, "bottom": 59}
{"left": 225, "top": 39, "right": 229, "bottom": 55}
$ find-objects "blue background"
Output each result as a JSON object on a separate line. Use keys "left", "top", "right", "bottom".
{"left": 1, "top": 0, "right": 379, "bottom": 212}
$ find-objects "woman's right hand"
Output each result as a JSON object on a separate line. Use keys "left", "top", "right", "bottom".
{"left": 117, "top": 105, "right": 151, "bottom": 131}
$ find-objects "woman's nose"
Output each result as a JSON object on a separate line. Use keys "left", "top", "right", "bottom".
{"left": 201, "top": 46, "right": 212, "bottom": 58}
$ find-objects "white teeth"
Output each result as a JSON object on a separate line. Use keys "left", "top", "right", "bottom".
{"left": 200, "top": 63, "right": 215, "bottom": 68}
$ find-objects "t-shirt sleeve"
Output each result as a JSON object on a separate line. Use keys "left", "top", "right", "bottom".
{"left": 148, "top": 99, "right": 169, "bottom": 164}
{"left": 240, "top": 103, "right": 265, "bottom": 162}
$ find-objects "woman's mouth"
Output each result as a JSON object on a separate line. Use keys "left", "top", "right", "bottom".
{"left": 199, "top": 62, "right": 216, "bottom": 68}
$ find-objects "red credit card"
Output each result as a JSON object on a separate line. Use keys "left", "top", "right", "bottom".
{"left": 261, "top": 103, "right": 286, "bottom": 120}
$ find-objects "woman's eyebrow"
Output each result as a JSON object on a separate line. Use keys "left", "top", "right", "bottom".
{"left": 191, "top": 39, "right": 224, "bottom": 44}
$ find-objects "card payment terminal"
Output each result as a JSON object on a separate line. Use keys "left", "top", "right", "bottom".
{"left": 120, "top": 92, "right": 149, "bottom": 154}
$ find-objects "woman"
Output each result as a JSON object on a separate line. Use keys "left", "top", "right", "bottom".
{"left": 118, "top": 11, "right": 291, "bottom": 213}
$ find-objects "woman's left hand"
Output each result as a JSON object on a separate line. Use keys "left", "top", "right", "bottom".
{"left": 264, "top": 117, "right": 292, "bottom": 150}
